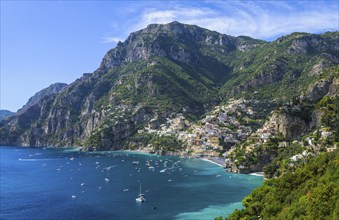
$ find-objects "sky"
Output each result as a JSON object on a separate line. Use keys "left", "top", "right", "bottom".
{"left": 1, "top": 0, "right": 338, "bottom": 112}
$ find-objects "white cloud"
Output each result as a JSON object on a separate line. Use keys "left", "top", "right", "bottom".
{"left": 125, "top": 1, "right": 338, "bottom": 40}
{"left": 131, "top": 7, "right": 216, "bottom": 31}
{"left": 101, "top": 37, "right": 124, "bottom": 44}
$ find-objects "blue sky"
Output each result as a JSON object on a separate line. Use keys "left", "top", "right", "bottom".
{"left": 1, "top": 1, "right": 338, "bottom": 112}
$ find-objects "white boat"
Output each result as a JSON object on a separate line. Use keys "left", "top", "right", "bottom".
{"left": 135, "top": 183, "right": 146, "bottom": 202}
{"left": 160, "top": 168, "right": 167, "bottom": 173}
{"left": 132, "top": 161, "right": 139, "bottom": 165}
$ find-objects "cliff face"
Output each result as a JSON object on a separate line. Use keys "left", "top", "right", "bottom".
{"left": 98, "top": 21, "right": 259, "bottom": 71}
{"left": 224, "top": 32, "right": 338, "bottom": 100}
{"left": 0, "top": 22, "right": 338, "bottom": 150}
{"left": 264, "top": 74, "right": 339, "bottom": 140}
{"left": 265, "top": 111, "right": 308, "bottom": 140}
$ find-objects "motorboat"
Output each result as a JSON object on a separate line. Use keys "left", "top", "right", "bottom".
{"left": 135, "top": 183, "right": 146, "bottom": 202}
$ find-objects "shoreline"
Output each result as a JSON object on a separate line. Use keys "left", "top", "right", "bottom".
{"left": 249, "top": 172, "right": 264, "bottom": 177}
{"left": 201, "top": 157, "right": 224, "bottom": 167}
{"left": 123, "top": 149, "right": 152, "bottom": 155}
{"left": 124, "top": 149, "right": 226, "bottom": 168}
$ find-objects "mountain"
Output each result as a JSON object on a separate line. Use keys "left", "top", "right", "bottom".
{"left": 0, "top": 22, "right": 338, "bottom": 150}
{"left": 0, "top": 110, "right": 15, "bottom": 121}
{"left": 1, "top": 21, "right": 338, "bottom": 220}
{"left": 19, "top": 82, "right": 68, "bottom": 112}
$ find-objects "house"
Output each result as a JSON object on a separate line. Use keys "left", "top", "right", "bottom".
{"left": 321, "top": 131, "right": 332, "bottom": 138}
{"left": 261, "top": 133, "right": 270, "bottom": 139}
{"left": 260, "top": 128, "right": 271, "bottom": 142}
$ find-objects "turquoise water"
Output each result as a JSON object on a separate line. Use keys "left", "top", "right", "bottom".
{"left": 0, "top": 146, "right": 262, "bottom": 219}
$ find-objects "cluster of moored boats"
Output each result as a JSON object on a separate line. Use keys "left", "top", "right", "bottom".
{"left": 53, "top": 152, "right": 184, "bottom": 203}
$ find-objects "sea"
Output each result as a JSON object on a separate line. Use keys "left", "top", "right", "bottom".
{"left": 0, "top": 146, "right": 263, "bottom": 220}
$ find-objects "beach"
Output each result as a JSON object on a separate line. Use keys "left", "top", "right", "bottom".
{"left": 249, "top": 172, "right": 264, "bottom": 177}
{"left": 201, "top": 157, "right": 225, "bottom": 167}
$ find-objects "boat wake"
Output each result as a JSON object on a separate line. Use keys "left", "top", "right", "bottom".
{"left": 18, "top": 158, "right": 58, "bottom": 161}
{"left": 103, "top": 165, "right": 117, "bottom": 171}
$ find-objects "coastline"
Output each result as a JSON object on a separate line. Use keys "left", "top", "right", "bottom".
{"left": 124, "top": 150, "right": 226, "bottom": 168}
{"left": 201, "top": 157, "right": 225, "bottom": 167}
{"left": 249, "top": 172, "right": 264, "bottom": 177}
{"left": 123, "top": 149, "right": 156, "bottom": 155}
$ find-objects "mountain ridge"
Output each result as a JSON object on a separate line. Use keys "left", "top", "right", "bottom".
{"left": 18, "top": 82, "right": 68, "bottom": 113}
{"left": 0, "top": 110, "right": 15, "bottom": 121}
{"left": 0, "top": 22, "right": 338, "bottom": 150}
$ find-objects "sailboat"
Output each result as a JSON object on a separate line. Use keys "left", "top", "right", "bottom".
{"left": 135, "top": 183, "right": 146, "bottom": 202}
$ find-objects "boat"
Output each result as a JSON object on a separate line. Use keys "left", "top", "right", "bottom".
{"left": 135, "top": 183, "right": 146, "bottom": 202}
{"left": 132, "top": 161, "right": 139, "bottom": 165}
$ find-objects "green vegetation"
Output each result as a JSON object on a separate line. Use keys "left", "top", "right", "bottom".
{"left": 124, "top": 133, "right": 185, "bottom": 154}
{"left": 150, "top": 135, "right": 185, "bottom": 153}
{"left": 224, "top": 94, "right": 339, "bottom": 219}
{"left": 318, "top": 95, "right": 339, "bottom": 133}
{"left": 226, "top": 149, "right": 339, "bottom": 220}
{"left": 263, "top": 141, "right": 304, "bottom": 178}
{"left": 84, "top": 131, "right": 103, "bottom": 148}
{"left": 219, "top": 33, "right": 338, "bottom": 102}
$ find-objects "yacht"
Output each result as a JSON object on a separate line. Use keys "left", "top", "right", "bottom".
{"left": 132, "top": 161, "right": 139, "bottom": 165}
{"left": 135, "top": 183, "right": 146, "bottom": 202}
